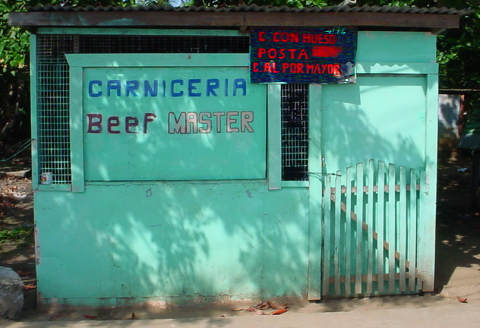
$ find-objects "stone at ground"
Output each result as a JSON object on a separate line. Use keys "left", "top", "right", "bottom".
{"left": 0, "top": 266, "right": 24, "bottom": 319}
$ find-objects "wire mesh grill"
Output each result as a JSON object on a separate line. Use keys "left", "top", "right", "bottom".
{"left": 35, "top": 34, "right": 249, "bottom": 185}
{"left": 37, "top": 35, "right": 73, "bottom": 184}
{"left": 78, "top": 35, "right": 249, "bottom": 53}
{"left": 281, "top": 84, "right": 309, "bottom": 181}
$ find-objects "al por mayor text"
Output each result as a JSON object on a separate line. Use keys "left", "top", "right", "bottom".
{"left": 253, "top": 31, "right": 342, "bottom": 75}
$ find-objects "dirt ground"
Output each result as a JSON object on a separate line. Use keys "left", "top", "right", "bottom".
{"left": 0, "top": 155, "right": 36, "bottom": 315}
{"left": 435, "top": 150, "right": 480, "bottom": 301}
{"left": 1, "top": 150, "right": 480, "bottom": 321}
{"left": 0, "top": 155, "right": 36, "bottom": 312}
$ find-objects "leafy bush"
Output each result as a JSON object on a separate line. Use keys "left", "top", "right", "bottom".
{"left": 0, "top": 226, "right": 33, "bottom": 243}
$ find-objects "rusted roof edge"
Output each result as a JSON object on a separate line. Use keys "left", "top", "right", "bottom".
{"left": 9, "top": 10, "right": 462, "bottom": 30}
{"left": 25, "top": 4, "right": 471, "bottom": 15}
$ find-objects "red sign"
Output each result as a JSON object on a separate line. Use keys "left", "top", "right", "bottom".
{"left": 250, "top": 28, "right": 357, "bottom": 84}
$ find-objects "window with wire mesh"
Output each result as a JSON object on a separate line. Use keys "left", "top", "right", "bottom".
{"left": 35, "top": 34, "right": 249, "bottom": 185}
{"left": 37, "top": 35, "right": 73, "bottom": 184}
{"left": 281, "top": 84, "right": 309, "bottom": 181}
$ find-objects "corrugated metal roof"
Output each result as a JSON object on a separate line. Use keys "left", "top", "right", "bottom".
{"left": 10, "top": 4, "right": 468, "bottom": 29}
{"left": 29, "top": 4, "right": 470, "bottom": 16}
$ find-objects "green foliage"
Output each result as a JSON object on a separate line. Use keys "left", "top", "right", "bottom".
{"left": 437, "top": 1, "right": 480, "bottom": 142}
{"left": 0, "top": 2, "right": 30, "bottom": 150}
{"left": 189, "top": 0, "right": 423, "bottom": 8}
{"left": 190, "top": 0, "right": 330, "bottom": 8}
{"left": 0, "top": 227, "right": 33, "bottom": 243}
{"left": 0, "top": 1, "right": 30, "bottom": 76}
{"left": 437, "top": 1, "right": 480, "bottom": 90}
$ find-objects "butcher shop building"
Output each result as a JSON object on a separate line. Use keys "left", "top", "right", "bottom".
{"left": 9, "top": 4, "right": 467, "bottom": 306}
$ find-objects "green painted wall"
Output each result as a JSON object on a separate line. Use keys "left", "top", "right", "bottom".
{"left": 35, "top": 183, "right": 309, "bottom": 304}
{"left": 83, "top": 66, "right": 266, "bottom": 181}
{"left": 357, "top": 31, "right": 436, "bottom": 63}
{"left": 33, "top": 30, "right": 438, "bottom": 304}
{"left": 322, "top": 75, "right": 427, "bottom": 172}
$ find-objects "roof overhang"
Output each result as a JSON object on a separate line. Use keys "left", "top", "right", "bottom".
{"left": 9, "top": 5, "right": 467, "bottom": 31}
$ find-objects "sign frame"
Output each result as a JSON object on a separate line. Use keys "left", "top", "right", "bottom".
{"left": 66, "top": 54, "right": 268, "bottom": 187}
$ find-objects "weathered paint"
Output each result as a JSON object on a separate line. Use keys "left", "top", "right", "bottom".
{"left": 32, "top": 30, "right": 439, "bottom": 304}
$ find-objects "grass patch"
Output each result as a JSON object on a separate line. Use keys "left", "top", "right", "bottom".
{"left": 0, "top": 226, "right": 33, "bottom": 243}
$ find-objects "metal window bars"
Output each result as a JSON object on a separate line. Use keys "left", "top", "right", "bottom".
{"left": 281, "top": 84, "right": 309, "bottom": 181}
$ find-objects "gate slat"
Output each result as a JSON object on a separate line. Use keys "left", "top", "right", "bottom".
{"left": 317, "top": 160, "right": 424, "bottom": 298}
{"left": 388, "top": 164, "right": 396, "bottom": 293}
{"left": 408, "top": 168, "right": 417, "bottom": 291}
{"left": 345, "top": 166, "right": 352, "bottom": 296}
{"left": 323, "top": 174, "right": 332, "bottom": 296}
{"left": 399, "top": 167, "right": 407, "bottom": 292}
{"left": 367, "top": 160, "right": 374, "bottom": 295}
{"left": 355, "top": 163, "right": 364, "bottom": 295}
{"left": 377, "top": 161, "right": 385, "bottom": 293}
{"left": 334, "top": 171, "right": 342, "bottom": 296}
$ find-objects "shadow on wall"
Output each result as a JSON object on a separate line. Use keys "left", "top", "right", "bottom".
{"left": 36, "top": 66, "right": 309, "bottom": 306}
{"left": 33, "top": 71, "right": 450, "bottom": 309}
{"left": 36, "top": 181, "right": 308, "bottom": 305}
{"left": 320, "top": 75, "right": 427, "bottom": 173}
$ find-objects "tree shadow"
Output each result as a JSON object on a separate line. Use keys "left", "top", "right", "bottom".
{"left": 320, "top": 75, "right": 427, "bottom": 173}
{"left": 435, "top": 154, "right": 480, "bottom": 294}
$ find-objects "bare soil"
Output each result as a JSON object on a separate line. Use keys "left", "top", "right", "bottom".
{"left": 435, "top": 150, "right": 480, "bottom": 301}
{"left": 0, "top": 155, "right": 36, "bottom": 315}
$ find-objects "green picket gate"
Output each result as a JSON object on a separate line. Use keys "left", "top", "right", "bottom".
{"left": 320, "top": 159, "right": 426, "bottom": 297}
